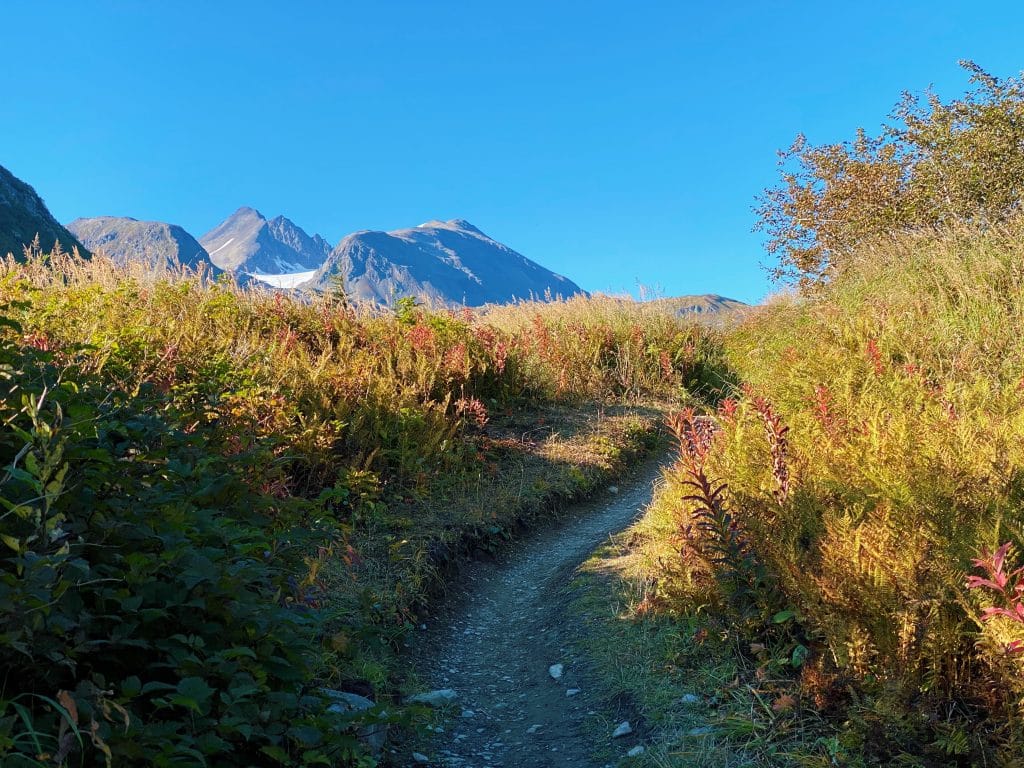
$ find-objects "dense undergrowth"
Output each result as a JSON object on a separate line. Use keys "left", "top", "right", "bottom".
{"left": 638, "top": 222, "right": 1024, "bottom": 765}
{"left": 0, "top": 253, "right": 727, "bottom": 766}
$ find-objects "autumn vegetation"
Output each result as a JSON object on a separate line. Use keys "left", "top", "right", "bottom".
{"left": 4, "top": 59, "right": 1024, "bottom": 768}
{"left": 756, "top": 61, "right": 1024, "bottom": 286}
{"left": 625, "top": 63, "right": 1024, "bottom": 764}
{"left": 0, "top": 253, "right": 724, "bottom": 766}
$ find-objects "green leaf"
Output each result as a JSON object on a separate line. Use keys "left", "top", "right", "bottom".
{"left": 9, "top": 701, "right": 43, "bottom": 754}
{"left": 195, "top": 731, "right": 230, "bottom": 754}
{"left": 219, "top": 646, "right": 258, "bottom": 661}
{"left": 300, "top": 750, "right": 333, "bottom": 765}
{"left": 260, "top": 744, "right": 290, "bottom": 763}
{"left": 176, "top": 676, "right": 214, "bottom": 705}
{"left": 790, "top": 644, "right": 809, "bottom": 668}
{"left": 121, "top": 675, "right": 142, "bottom": 697}
{"left": 141, "top": 681, "right": 178, "bottom": 695}
{"left": 772, "top": 610, "right": 796, "bottom": 624}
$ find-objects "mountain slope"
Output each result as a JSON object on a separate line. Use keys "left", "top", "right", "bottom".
{"left": 67, "top": 216, "right": 218, "bottom": 272}
{"left": 0, "top": 164, "right": 88, "bottom": 258}
{"left": 648, "top": 294, "right": 749, "bottom": 318}
{"left": 200, "top": 207, "right": 330, "bottom": 274}
{"left": 304, "top": 218, "right": 583, "bottom": 307}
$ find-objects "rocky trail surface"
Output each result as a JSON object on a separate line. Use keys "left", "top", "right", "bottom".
{"left": 407, "top": 457, "right": 668, "bottom": 767}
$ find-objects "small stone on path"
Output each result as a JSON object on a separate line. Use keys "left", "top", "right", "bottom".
{"left": 627, "top": 745, "right": 645, "bottom": 757}
{"left": 412, "top": 752, "right": 429, "bottom": 763}
{"left": 526, "top": 724, "right": 542, "bottom": 734}
{"left": 612, "top": 721, "right": 633, "bottom": 738}
{"left": 566, "top": 688, "right": 581, "bottom": 697}
{"left": 548, "top": 663, "right": 564, "bottom": 680}
{"left": 407, "top": 689, "right": 457, "bottom": 706}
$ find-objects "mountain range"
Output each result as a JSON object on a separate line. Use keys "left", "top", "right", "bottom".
{"left": 0, "top": 163, "right": 747, "bottom": 314}
{"left": 67, "top": 216, "right": 217, "bottom": 272}
{"left": 0, "top": 164, "right": 88, "bottom": 258}
{"left": 303, "top": 219, "right": 583, "bottom": 306}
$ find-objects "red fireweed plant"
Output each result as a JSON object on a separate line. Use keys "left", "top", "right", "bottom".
{"left": 967, "top": 542, "right": 1024, "bottom": 654}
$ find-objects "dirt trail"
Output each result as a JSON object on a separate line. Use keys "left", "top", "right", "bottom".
{"left": 410, "top": 456, "right": 668, "bottom": 768}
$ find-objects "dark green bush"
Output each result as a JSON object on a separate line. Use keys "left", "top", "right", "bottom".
{"left": 0, "top": 318, "right": 358, "bottom": 766}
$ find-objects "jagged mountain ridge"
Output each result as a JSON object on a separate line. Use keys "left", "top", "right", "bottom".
{"left": 0, "top": 163, "right": 742, "bottom": 312}
{"left": 200, "top": 207, "right": 331, "bottom": 274}
{"left": 67, "top": 216, "right": 218, "bottom": 272}
{"left": 0, "top": 164, "right": 88, "bottom": 258}
{"left": 303, "top": 218, "right": 584, "bottom": 307}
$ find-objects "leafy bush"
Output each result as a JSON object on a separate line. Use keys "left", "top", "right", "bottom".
{"left": 0, "top": 315, "right": 366, "bottom": 765}
{"left": 757, "top": 61, "right": 1024, "bottom": 285}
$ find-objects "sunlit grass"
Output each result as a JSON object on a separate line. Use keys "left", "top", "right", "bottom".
{"left": 625, "top": 220, "right": 1024, "bottom": 762}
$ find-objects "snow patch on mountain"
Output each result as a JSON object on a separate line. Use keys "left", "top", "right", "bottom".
{"left": 248, "top": 270, "right": 318, "bottom": 289}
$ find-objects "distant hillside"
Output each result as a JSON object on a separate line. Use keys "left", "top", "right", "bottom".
{"left": 67, "top": 216, "right": 218, "bottom": 272}
{"left": 0, "top": 164, "right": 88, "bottom": 258}
{"left": 648, "top": 294, "right": 749, "bottom": 319}
{"left": 200, "top": 207, "right": 330, "bottom": 274}
{"left": 303, "top": 218, "right": 583, "bottom": 307}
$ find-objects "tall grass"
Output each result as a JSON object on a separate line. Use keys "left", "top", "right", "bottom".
{"left": 655, "top": 221, "right": 1024, "bottom": 762}
{"left": 0, "top": 252, "right": 728, "bottom": 766}
{"left": 484, "top": 293, "right": 733, "bottom": 403}
{"left": 5, "top": 256, "right": 727, "bottom": 489}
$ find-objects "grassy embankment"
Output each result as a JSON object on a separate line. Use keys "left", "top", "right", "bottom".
{"left": 573, "top": 222, "right": 1024, "bottom": 766}
{"left": 0, "top": 253, "right": 728, "bottom": 766}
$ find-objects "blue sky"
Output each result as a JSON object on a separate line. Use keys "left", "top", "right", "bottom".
{"left": 3, "top": 1, "right": 1024, "bottom": 303}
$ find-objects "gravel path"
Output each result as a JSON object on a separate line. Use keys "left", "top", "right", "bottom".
{"left": 409, "top": 456, "right": 668, "bottom": 767}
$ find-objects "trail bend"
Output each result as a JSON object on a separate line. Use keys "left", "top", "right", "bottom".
{"left": 411, "top": 456, "right": 668, "bottom": 768}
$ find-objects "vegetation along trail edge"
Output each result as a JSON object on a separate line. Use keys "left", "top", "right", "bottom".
{"left": 407, "top": 453, "right": 671, "bottom": 767}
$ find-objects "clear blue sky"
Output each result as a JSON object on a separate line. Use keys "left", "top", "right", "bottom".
{"left": 3, "top": 1, "right": 1024, "bottom": 303}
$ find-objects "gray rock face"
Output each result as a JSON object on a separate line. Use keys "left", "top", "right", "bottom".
{"left": 302, "top": 218, "right": 584, "bottom": 308}
{"left": 200, "top": 206, "right": 330, "bottom": 274}
{"left": 0, "top": 164, "right": 88, "bottom": 259}
{"left": 67, "top": 217, "right": 216, "bottom": 272}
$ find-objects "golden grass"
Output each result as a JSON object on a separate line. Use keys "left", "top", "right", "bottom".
{"left": 621, "top": 221, "right": 1024, "bottom": 762}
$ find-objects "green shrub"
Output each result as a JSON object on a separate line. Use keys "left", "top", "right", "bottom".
{"left": 0, "top": 322, "right": 358, "bottom": 766}
{"left": 757, "top": 61, "right": 1024, "bottom": 286}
